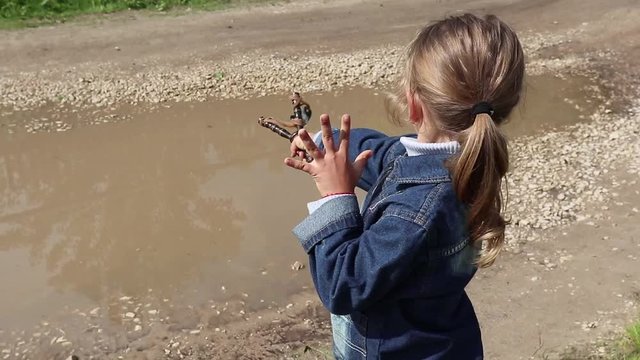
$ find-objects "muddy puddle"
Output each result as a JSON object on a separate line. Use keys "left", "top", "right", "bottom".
{"left": 0, "top": 74, "right": 602, "bottom": 336}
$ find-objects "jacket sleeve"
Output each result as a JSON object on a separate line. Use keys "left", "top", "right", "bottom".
{"left": 314, "top": 128, "right": 402, "bottom": 192}
{"left": 292, "top": 195, "right": 428, "bottom": 314}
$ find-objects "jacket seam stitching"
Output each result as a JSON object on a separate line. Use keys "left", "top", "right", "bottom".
{"left": 428, "top": 237, "right": 471, "bottom": 259}
{"left": 414, "top": 183, "right": 446, "bottom": 227}
{"left": 384, "top": 211, "right": 418, "bottom": 225}
{"left": 395, "top": 176, "right": 451, "bottom": 184}
{"left": 367, "top": 192, "right": 397, "bottom": 214}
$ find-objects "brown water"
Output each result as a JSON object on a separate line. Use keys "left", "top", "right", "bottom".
{"left": 0, "top": 74, "right": 599, "bottom": 332}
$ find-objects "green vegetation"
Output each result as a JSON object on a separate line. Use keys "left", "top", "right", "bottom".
{"left": 621, "top": 320, "right": 640, "bottom": 359}
{"left": 560, "top": 318, "right": 640, "bottom": 360}
{"left": 0, "top": 0, "right": 273, "bottom": 28}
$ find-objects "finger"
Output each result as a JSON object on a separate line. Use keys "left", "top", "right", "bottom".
{"left": 284, "top": 157, "right": 312, "bottom": 173}
{"left": 339, "top": 114, "right": 351, "bottom": 153}
{"left": 319, "top": 114, "right": 335, "bottom": 155}
{"left": 298, "top": 129, "right": 323, "bottom": 160}
{"left": 352, "top": 150, "right": 373, "bottom": 179}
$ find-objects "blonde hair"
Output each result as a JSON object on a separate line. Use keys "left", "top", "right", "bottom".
{"left": 388, "top": 14, "right": 525, "bottom": 267}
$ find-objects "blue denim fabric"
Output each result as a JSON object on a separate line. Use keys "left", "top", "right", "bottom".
{"left": 292, "top": 129, "right": 483, "bottom": 359}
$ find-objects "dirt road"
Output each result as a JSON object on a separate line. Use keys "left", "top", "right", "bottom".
{"left": 0, "top": 0, "right": 638, "bottom": 72}
{"left": 0, "top": 0, "right": 639, "bottom": 359}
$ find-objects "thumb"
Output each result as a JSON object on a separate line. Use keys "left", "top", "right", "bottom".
{"left": 352, "top": 150, "right": 373, "bottom": 179}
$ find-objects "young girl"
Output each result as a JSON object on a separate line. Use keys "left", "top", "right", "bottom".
{"left": 284, "top": 14, "right": 524, "bottom": 359}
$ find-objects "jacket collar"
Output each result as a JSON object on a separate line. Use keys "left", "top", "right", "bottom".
{"left": 389, "top": 153, "right": 454, "bottom": 184}
{"left": 384, "top": 138, "right": 456, "bottom": 184}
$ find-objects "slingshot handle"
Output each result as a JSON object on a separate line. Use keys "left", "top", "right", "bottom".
{"left": 289, "top": 132, "right": 314, "bottom": 163}
{"left": 257, "top": 117, "right": 313, "bottom": 162}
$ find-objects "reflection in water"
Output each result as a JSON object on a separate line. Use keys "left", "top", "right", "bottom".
{"left": 0, "top": 121, "right": 248, "bottom": 328}
{"left": 0, "top": 76, "right": 598, "bottom": 331}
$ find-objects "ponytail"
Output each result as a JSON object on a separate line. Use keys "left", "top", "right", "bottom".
{"left": 452, "top": 113, "right": 509, "bottom": 267}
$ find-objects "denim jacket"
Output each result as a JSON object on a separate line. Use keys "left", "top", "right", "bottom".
{"left": 293, "top": 129, "right": 483, "bottom": 359}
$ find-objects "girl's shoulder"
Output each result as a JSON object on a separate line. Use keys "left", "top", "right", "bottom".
{"left": 349, "top": 128, "right": 409, "bottom": 163}
{"left": 371, "top": 153, "right": 463, "bottom": 226}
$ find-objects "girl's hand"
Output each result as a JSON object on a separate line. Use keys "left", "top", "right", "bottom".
{"left": 289, "top": 130, "right": 312, "bottom": 160}
{"left": 285, "top": 114, "right": 373, "bottom": 197}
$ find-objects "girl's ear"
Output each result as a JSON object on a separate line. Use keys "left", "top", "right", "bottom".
{"left": 406, "top": 90, "right": 423, "bottom": 124}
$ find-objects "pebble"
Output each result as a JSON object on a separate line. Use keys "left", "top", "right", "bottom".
{"left": 0, "top": 30, "right": 591, "bottom": 112}
{"left": 503, "top": 101, "right": 640, "bottom": 250}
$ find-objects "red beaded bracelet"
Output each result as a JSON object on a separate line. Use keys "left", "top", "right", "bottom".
{"left": 322, "top": 192, "right": 355, "bottom": 198}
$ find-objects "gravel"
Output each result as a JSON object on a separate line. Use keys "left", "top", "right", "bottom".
{"left": 0, "top": 27, "right": 600, "bottom": 112}
{"left": 504, "top": 102, "right": 639, "bottom": 250}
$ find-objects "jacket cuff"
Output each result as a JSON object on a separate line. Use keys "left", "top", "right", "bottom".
{"left": 293, "top": 195, "right": 361, "bottom": 252}
{"left": 307, "top": 194, "right": 354, "bottom": 214}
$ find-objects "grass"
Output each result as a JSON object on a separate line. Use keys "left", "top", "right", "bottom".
{"left": 559, "top": 318, "right": 640, "bottom": 360}
{"left": 622, "top": 321, "right": 640, "bottom": 359}
{"left": 0, "top": 0, "right": 276, "bottom": 28}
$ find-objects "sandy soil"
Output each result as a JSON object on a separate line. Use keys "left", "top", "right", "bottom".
{"left": 0, "top": 0, "right": 639, "bottom": 359}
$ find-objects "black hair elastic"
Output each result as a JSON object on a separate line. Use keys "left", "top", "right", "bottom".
{"left": 470, "top": 102, "right": 494, "bottom": 116}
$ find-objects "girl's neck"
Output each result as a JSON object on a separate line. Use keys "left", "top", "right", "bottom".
{"left": 414, "top": 117, "right": 455, "bottom": 143}
{"left": 417, "top": 131, "right": 455, "bottom": 143}
{"left": 416, "top": 123, "right": 456, "bottom": 143}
